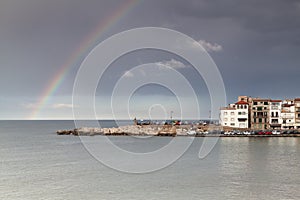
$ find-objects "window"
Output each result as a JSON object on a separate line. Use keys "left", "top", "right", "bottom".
{"left": 259, "top": 118, "right": 262, "bottom": 123}
{"left": 238, "top": 112, "right": 242, "bottom": 115}
{"left": 230, "top": 112, "right": 234, "bottom": 115}
{"left": 230, "top": 123, "right": 235, "bottom": 126}
{"left": 224, "top": 118, "right": 228, "bottom": 121}
{"left": 254, "top": 102, "right": 257, "bottom": 105}
{"left": 257, "top": 107, "right": 262, "bottom": 111}
{"left": 264, "top": 102, "right": 268, "bottom": 105}
{"left": 224, "top": 112, "right": 228, "bottom": 116}
{"left": 231, "top": 118, "right": 234, "bottom": 121}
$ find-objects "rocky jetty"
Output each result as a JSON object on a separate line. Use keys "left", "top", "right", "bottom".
{"left": 57, "top": 124, "right": 300, "bottom": 137}
{"left": 56, "top": 125, "right": 173, "bottom": 136}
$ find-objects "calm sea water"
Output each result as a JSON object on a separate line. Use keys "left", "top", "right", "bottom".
{"left": 0, "top": 120, "right": 299, "bottom": 200}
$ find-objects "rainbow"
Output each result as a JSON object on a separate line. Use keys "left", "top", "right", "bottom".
{"left": 29, "top": 0, "right": 141, "bottom": 119}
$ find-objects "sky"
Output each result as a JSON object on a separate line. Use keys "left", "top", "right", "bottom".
{"left": 0, "top": 0, "right": 300, "bottom": 120}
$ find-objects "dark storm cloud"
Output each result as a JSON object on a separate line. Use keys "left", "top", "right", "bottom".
{"left": 169, "top": 0, "right": 300, "bottom": 32}
{"left": 1, "top": 0, "right": 300, "bottom": 118}
{"left": 158, "top": 0, "right": 300, "bottom": 101}
{"left": 0, "top": 0, "right": 126, "bottom": 96}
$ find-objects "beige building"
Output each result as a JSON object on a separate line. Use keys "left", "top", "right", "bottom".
{"left": 250, "top": 99, "right": 270, "bottom": 130}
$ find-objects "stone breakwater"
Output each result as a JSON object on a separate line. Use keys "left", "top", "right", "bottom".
{"left": 57, "top": 125, "right": 184, "bottom": 136}
{"left": 56, "top": 125, "right": 300, "bottom": 137}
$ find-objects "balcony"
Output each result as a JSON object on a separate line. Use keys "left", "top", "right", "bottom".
{"left": 238, "top": 118, "right": 247, "bottom": 122}
{"left": 271, "top": 119, "right": 279, "bottom": 124}
{"left": 253, "top": 114, "right": 268, "bottom": 118}
{"left": 270, "top": 123, "right": 281, "bottom": 127}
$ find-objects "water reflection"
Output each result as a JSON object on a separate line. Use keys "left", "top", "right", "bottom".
{"left": 218, "top": 137, "right": 300, "bottom": 199}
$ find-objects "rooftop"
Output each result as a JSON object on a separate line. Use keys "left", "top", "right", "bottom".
{"left": 235, "top": 100, "right": 248, "bottom": 105}
{"left": 270, "top": 100, "right": 282, "bottom": 102}
{"left": 252, "top": 99, "right": 270, "bottom": 102}
{"left": 282, "top": 104, "right": 295, "bottom": 107}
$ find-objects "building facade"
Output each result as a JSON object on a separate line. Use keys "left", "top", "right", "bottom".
{"left": 220, "top": 100, "right": 249, "bottom": 129}
{"left": 281, "top": 99, "right": 295, "bottom": 129}
{"left": 220, "top": 96, "right": 300, "bottom": 130}
{"left": 269, "top": 100, "right": 282, "bottom": 130}
{"left": 251, "top": 99, "right": 270, "bottom": 130}
{"left": 294, "top": 98, "right": 300, "bottom": 129}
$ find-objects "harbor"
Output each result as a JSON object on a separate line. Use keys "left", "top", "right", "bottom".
{"left": 57, "top": 96, "right": 300, "bottom": 137}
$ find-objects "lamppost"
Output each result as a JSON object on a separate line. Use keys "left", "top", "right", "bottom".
{"left": 170, "top": 111, "right": 173, "bottom": 121}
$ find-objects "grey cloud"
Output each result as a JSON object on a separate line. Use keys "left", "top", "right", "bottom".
{"left": 1, "top": 0, "right": 300, "bottom": 118}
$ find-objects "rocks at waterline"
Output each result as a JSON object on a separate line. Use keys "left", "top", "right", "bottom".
{"left": 56, "top": 125, "right": 176, "bottom": 136}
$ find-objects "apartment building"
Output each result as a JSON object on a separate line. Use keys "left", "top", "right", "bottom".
{"left": 220, "top": 100, "right": 249, "bottom": 129}
{"left": 295, "top": 98, "right": 300, "bottom": 129}
{"left": 251, "top": 99, "right": 270, "bottom": 130}
{"left": 281, "top": 99, "right": 295, "bottom": 129}
{"left": 269, "top": 100, "right": 282, "bottom": 130}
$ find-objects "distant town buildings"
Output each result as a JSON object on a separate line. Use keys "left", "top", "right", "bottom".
{"left": 220, "top": 96, "right": 300, "bottom": 130}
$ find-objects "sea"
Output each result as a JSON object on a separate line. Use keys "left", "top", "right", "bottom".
{"left": 0, "top": 120, "right": 299, "bottom": 200}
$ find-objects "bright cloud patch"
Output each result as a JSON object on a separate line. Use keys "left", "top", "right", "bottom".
{"left": 155, "top": 59, "right": 187, "bottom": 70}
{"left": 52, "top": 103, "right": 74, "bottom": 109}
{"left": 196, "top": 40, "right": 223, "bottom": 52}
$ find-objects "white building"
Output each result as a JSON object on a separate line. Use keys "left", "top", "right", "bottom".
{"left": 281, "top": 99, "right": 295, "bottom": 129}
{"left": 269, "top": 100, "right": 282, "bottom": 130}
{"left": 294, "top": 98, "right": 300, "bottom": 129}
{"left": 220, "top": 107, "right": 237, "bottom": 128}
{"left": 220, "top": 100, "right": 249, "bottom": 128}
